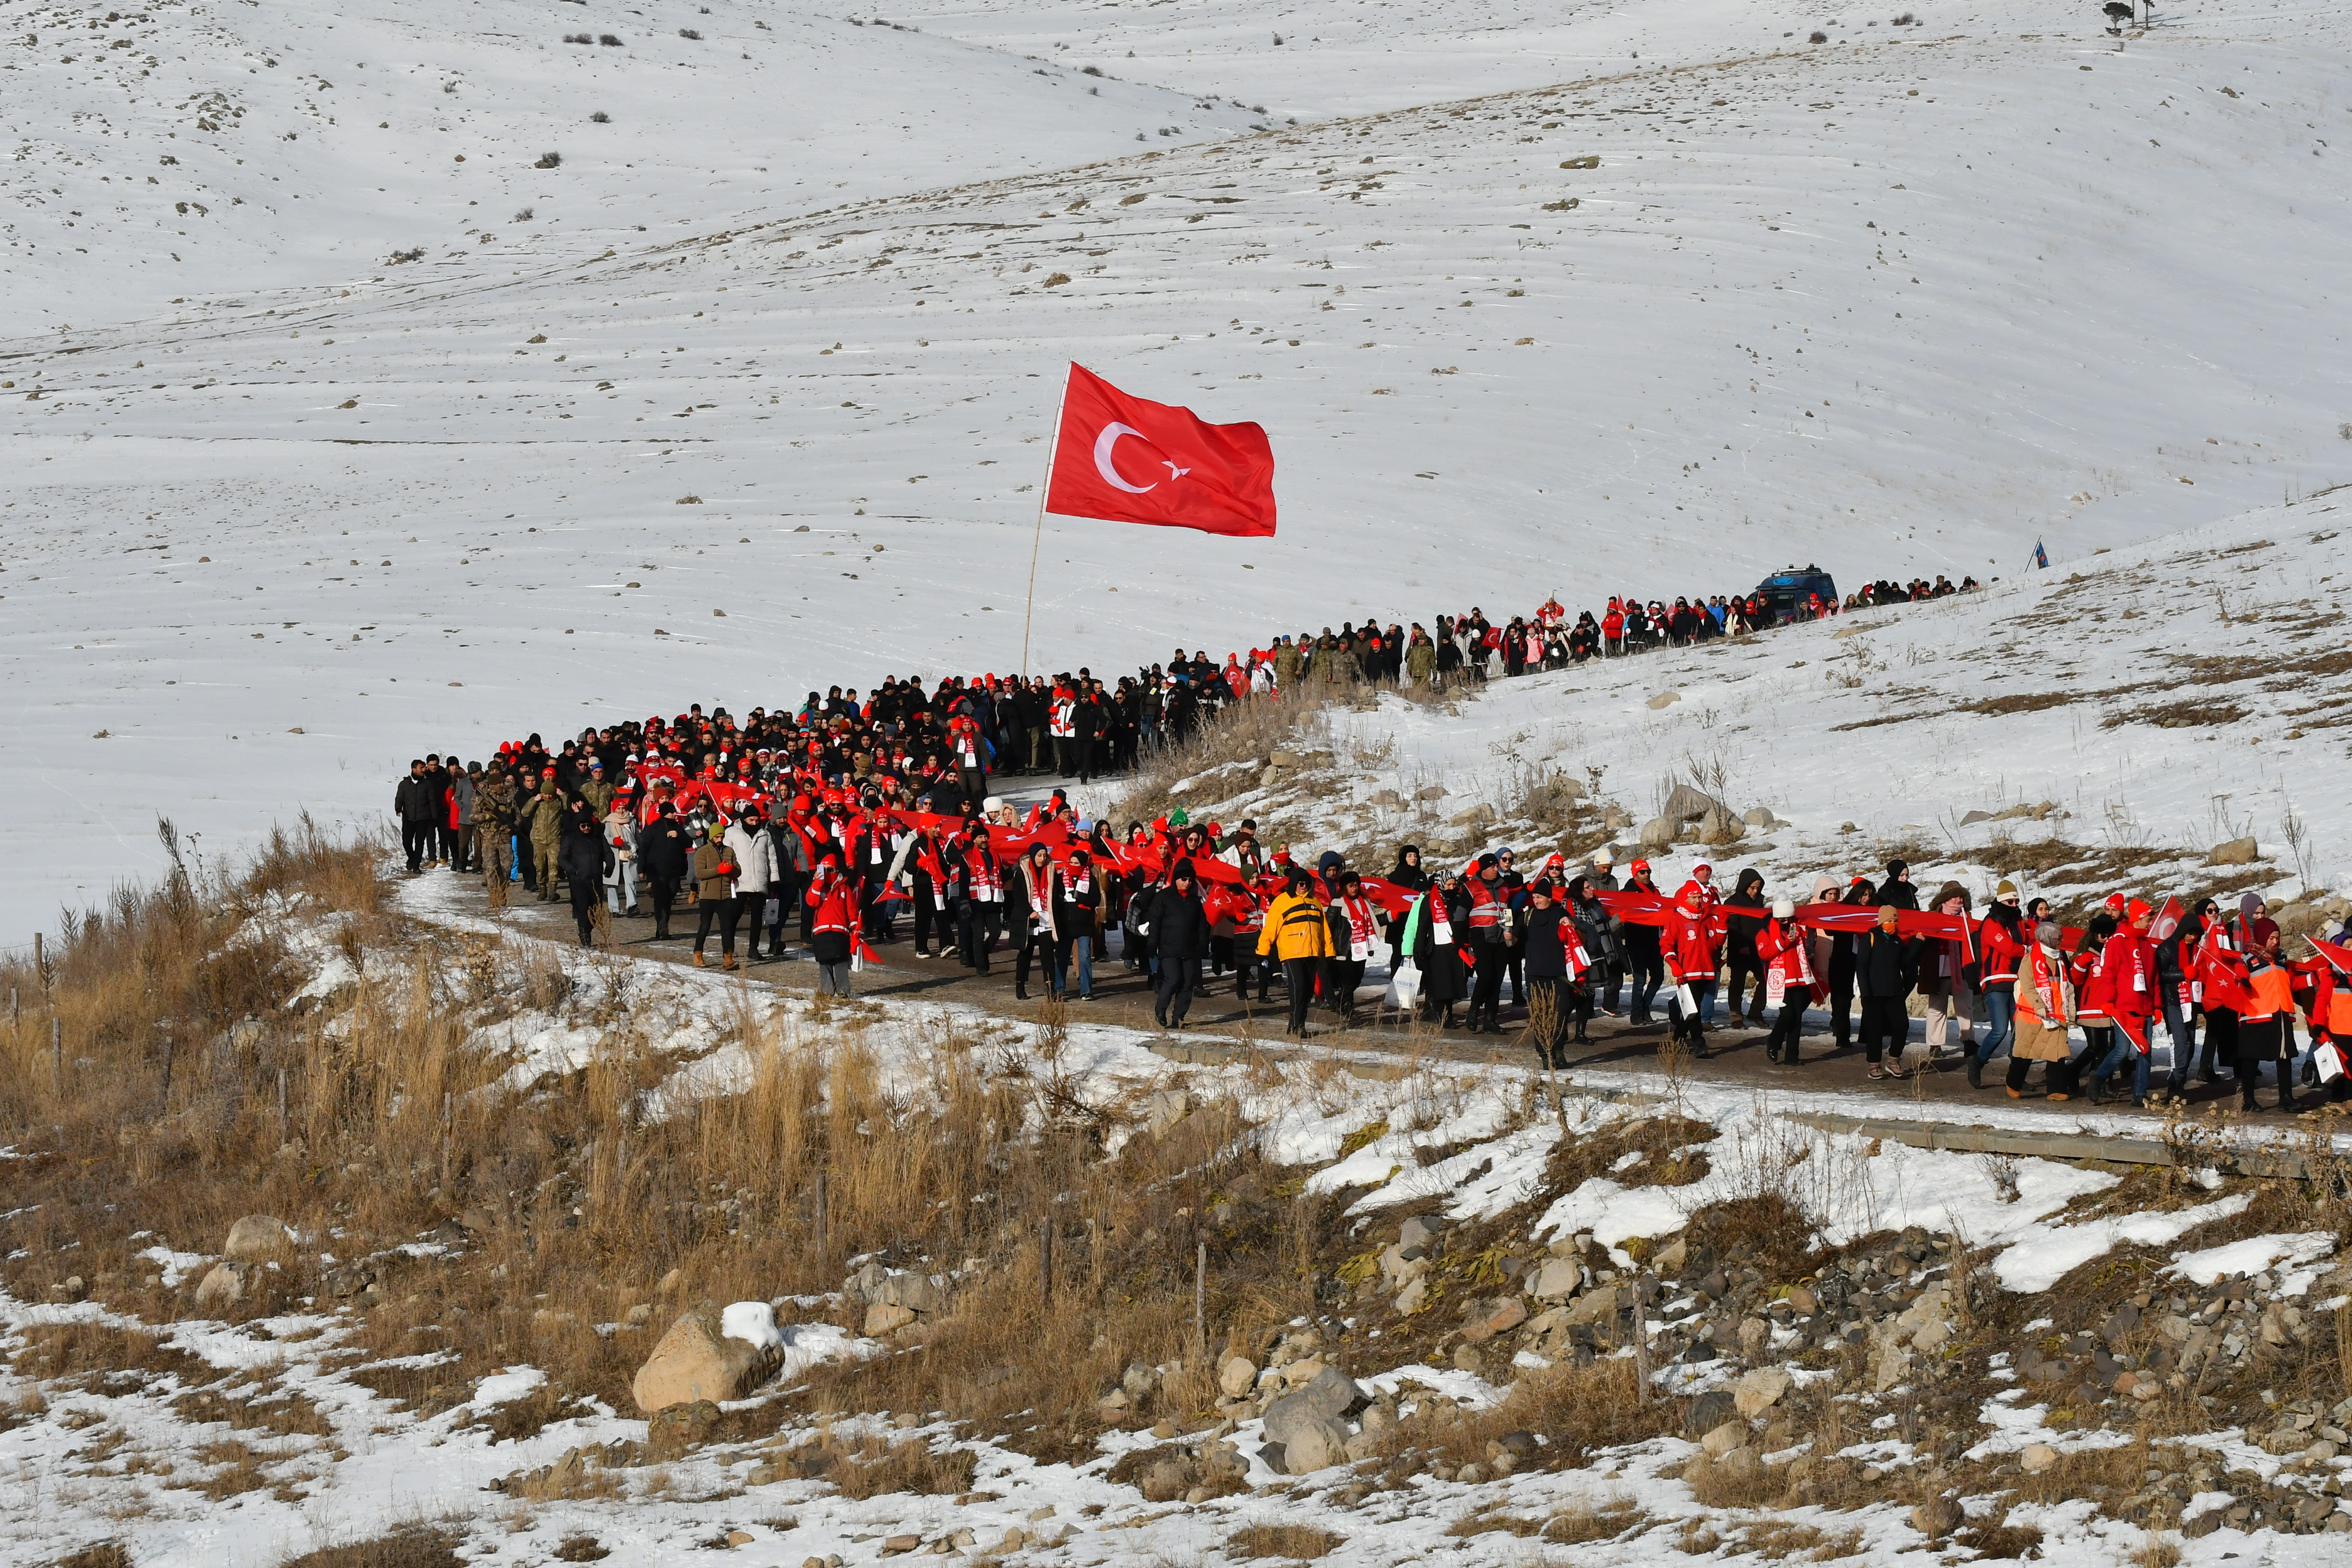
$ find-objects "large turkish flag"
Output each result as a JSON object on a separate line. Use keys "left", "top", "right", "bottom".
{"left": 1043, "top": 363, "right": 1277, "bottom": 538}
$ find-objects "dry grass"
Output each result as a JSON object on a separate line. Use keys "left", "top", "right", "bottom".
{"left": 1226, "top": 1524, "right": 1343, "bottom": 1560}
{"left": 277, "top": 1529, "right": 464, "bottom": 1568}
{"left": 0, "top": 814, "right": 1336, "bottom": 1491}
{"left": 1734, "top": 1521, "right": 1864, "bottom": 1561}
{"left": 1109, "top": 689, "right": 1340, "bottom": 828}
{"left": 51, "top": 1545, "right": 133, "bottom": 1568}
{"left": 814, "top": 1436, "right": 981, "bottom": 1500}
{"left": 1375, "top": 1355, "right": 1676, "bottom": 1474}
{"left": 1446, "top": 1494, "right": 1649, "bottom": 1543}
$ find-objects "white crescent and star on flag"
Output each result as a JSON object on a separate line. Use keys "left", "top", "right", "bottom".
{"left": 1092, "top": 422, "right": 1188, "bottom": 494}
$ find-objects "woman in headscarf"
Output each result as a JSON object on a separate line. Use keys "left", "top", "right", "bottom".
{"left": 1405, "top": 868, "right": 1471, "bottom": 1028}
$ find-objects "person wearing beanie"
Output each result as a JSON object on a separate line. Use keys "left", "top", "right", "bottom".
{"left": 2007, "top": 918, "right": 2077, "bottom": 1097}
{"left": 1826, "top": 874, "right": 1877, "bottom": 1052}
{"left": 1970, "top": 880, "right": 2026, "bottom": 1089}
{"left": 1463, "top": 853, "right": 1512, "bottom": 1034}
{"left": 2083, "top": 898, "right": 2161, "bottom": 1107}
{"left": 1722, "top": 868, "right": 1770, "bottom": 1030}
{"left": 1662, "top": 880, "right": 1721, "bottom": 1058}
{"left": 1520, "top": 878, "right": 1592, "bottom": 1066}
{"left": 1757, "top": 895, "right": 1815, "bottom": 1065}
{"left": 1857, "top": 905, "right": 1917, "bottom": 1077}
{"left": 1620, "top": 858, "right": 1665, "bottom": 1023}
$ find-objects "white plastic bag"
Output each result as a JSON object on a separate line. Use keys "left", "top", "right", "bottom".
{"left": 1384, "top": 961, "right": 1422, "bottom": 1012}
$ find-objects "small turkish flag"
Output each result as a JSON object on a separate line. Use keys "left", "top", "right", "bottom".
{"left": 1045, "top": 363, "right": 1276, "bottom": 537}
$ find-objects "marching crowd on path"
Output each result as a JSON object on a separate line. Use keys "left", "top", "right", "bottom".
{"left": 387, "top": 565, "right": 2352, "bottom": 1112}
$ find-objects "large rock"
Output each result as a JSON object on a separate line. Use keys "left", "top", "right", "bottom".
{"left": 1661, "top": 783, "right": 1725, "bottom": 822}
{"left": 874, "top": 1270, "right": 946, "bottom": 1313}
{"left": 1397, "top": 1215, "right": 1445, "bottom": 1260}
{"left": 2207, "top": 836, "right": 2260, "bottom": 866}
{"left": 1527, "top": 1258, "right": 1581, "bottom": 1300}
{"left": 631, "top": 1306, "right": 784, "bottom": 1413}
{"left": 193, "top": 1261, "right": 255, "bottom": 1312}
{"left": 1261, "top": 1375, "right": 1358, "bottom": 1473}
{"left": 1733, "top": 1366, "right": 1791, "bottom": 1419}
{"left": 224, "top": 1214, "right": 292, "bottom": 1261}
{"left": 1218, "top": 1356, "right": 1258, "bottom": 1398}
{"left": 863, "top": 1302, "right": 916, "bottom": 1336}
{"left": 1565, "top": 1285, "right": 1624, "bottom": 1327}
{"left": 1638, "top": 817, "right": 1677, "bottom": 850}
{"left": 1460, "top": 1297, "right": 1527, "bottom": 1344}
{"left": 1264, "top": 1414, "right": 1349, "bottom": 1474}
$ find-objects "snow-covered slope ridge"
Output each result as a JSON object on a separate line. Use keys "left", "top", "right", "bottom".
{"left": 3, "top": 0, "right": 1265, "bottom": 324}
{"left": 4, "top": 0, "right": 2349, "bottom": 916}
{"left": 1141, "top": 489, "right": 2352, "bottom": 903}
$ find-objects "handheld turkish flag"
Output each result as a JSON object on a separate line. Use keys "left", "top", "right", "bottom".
{"left": 1045, "top": 363, "right": 1277, "bottom": 537}
{"left": 2150, "top": 896, "right": 2186, "bottom": 944}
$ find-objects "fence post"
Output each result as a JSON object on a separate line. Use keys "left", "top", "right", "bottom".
{"left": 1195, "top": 1241, "right": 1207, "bottom": 1361}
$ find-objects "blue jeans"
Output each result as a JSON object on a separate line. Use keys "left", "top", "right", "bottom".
{"left": 1975, "top": 985, "right": 2015, "bottom": 1063}
{"left": 2090, "top": 1031, "right": 2151, "bottom": 1098}
{"left": 1055, "top": 935, "right": 1094, "bottom": 998}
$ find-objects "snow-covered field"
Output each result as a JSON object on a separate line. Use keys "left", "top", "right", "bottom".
{"left": 7, "top": 887, "right": 2351, "bottom": 1568}
{"left": 7, "top": 0, "right": 2351, "bottom": 917}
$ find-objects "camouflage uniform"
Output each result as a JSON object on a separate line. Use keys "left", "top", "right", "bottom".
{"left": 525, "top": 786, "right": 568, "bottom": 898}
{"left": 474, "top": 769, "right": 520, "bottom": 886}
{"left": 579, "top": 778, "right": 617, "bottom": 820}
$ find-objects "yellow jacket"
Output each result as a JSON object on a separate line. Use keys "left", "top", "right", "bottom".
{"left": 1258, "top": 891, "right": 1333, "bottom": 962}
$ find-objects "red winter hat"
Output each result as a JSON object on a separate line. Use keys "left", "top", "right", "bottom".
{"left": 1677, "top": 880, "right": 1705, "bottom": 911}
{"left": 2127, "top": 899, "right": 2153, "bottom": 924}
{"left": 2104, "top": 892, "right": 2128, "bottom": 914}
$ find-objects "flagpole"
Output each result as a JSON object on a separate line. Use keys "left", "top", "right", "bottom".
{"left": 1021, "top": 368, "right": 1072, "bottom": 681}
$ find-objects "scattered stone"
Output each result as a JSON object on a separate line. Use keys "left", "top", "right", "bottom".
{"left": 1398, "top": 1215, "right": 1444, "bottom": 1259}
{"left": 1684, "top": 1390, "right": 1736, "bottom": 1437}
{"left": 1449, "top": 803, "right": 1498, "bottom": 828}
{"left": 2208, "top": 836, "right": 2260, "bottom": 866}
{"left": 1959, "top": 809, "right": 1994, "bottom": 826}
{"left": 880, "top": 1536, "right": 921, "bottom": 1556}
{"left": 1638, "top": 816, "right": 1677, "bottom": 850}
{"left": 1369, "top": 789, "right": 1404, "bottom": 808}
{"left": 1395, "top": 1277, "right": 1428, "bottom": 1314}
{"left": 726, "top": 1531, "right": 754, "bottom": 1548}
{"left": 1647, "top": 691, "right": 1681, "bottom": 710}
{"left": 1460, "top": 1297, "right": 1527, "bottom": 1344}
{"left": 1414, "top": 783, "right": 1448, "bottom": 801}
{"left": 1742, "top": 807, "right": 1778, "bottom": 827}
{"left": 2020, "top": 1443, "right": 2058, "bottom": 1473}
{"left": 1218, "top": 1356, "right": 1258, "bottom": 1398}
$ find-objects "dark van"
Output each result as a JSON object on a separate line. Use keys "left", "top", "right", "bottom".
{"left": 1752, "top": 565, "right": 1837, "bottom": 625}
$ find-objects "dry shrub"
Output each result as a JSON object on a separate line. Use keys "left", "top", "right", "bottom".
{"left": 1447, "top": 1493, "right": 1646, "bottom": 1543}
{"left": 277, "top": 1530, "right": 464, "bottom": 1568}
{"left": 1378, "top": 1356, "right": 1673, "bottom": 1473}
{"left": 552, "top": 1540, "right": 611, "bottom": 1563}
{"left": 819, "top": 1436, "right": 979, "bottom": 1500}
{"left": 1952, "top": 1511, "right": 2045, "bottom": 1561}
{"left": 0, "top": 817, "right": 1328, "bottom": 1494}
{"left": 1683, "top": 1451, "right": 1784, "bottom": 1508}
{"left": 1735, "top": 1521, "right": 1864, "bottom": 1561}
{"left": 1110, "top": 688, "right": 1340, "bottom": 828}
{"left": 1541, "top": 1113, "right": 1718, "bottom": 1201}
{"left": 1679, "top": 1192, "right": 1818, "bottom": 1284}
{"left": 52, "top": 1545, "right": 133, "bottom": 1568}
{"left": 1226, "top": 1524, "right": 1343, "bottom": 1560}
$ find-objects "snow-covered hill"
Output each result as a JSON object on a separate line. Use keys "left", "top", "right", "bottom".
{"left": 4, "top": 0, "right": 2350, "bottom": 917}
{"left": 1094, "top": 488, "right": 2352, "bottom": 916}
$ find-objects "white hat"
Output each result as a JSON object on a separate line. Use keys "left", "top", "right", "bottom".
{"left": 982, "top": 796, "right": 1004, "bottom": 814}
{"left": 1591, "top": 848, "right": 1614, "bottom": 865}
{"left": 1772, "top": 897, "right": 1795, "bottom": 919}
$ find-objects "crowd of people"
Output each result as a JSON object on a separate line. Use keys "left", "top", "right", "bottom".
{"left": 379, "top": 562, "right": 2352, "bottom": 1112}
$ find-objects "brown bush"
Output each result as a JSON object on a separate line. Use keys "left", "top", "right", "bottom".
{"left": 277, "top": 1530, "right": 464, "bottom": 1568}
{"left": 821, "top": 1436, "right": 979, "bottom": 1500}
{"left": 1226, "top": 1524, "right": 1343, "bottom": 1560}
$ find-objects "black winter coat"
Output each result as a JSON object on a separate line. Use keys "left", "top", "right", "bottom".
{"left": 1522, "top": 904, "right": 1577, "bottom": 981}
{"left": 557, "top": 826, "right": 616, "bottom": 888}
{"left": 638, "top": 818, "right": 691, "bottom": 882}
{"left": 1857, "top": 928, "right": 1916, "bottom": 998}
{"left": 1147, "top": 888, "right": 1211, "bottom": 963}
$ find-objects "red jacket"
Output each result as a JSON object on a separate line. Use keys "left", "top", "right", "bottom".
{"left": 1976, "top": 915, "right": 2024, "bottom": 987}
{"left": 806, "top": 867, "right": 856, "bottom": 935}
{"left": 2100, "top": 930, "right": 2157, "bottom": 1021}
{"left": 1664, "top": 909, "right": 1718, "bottom": 984}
